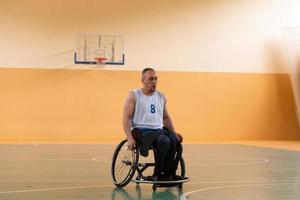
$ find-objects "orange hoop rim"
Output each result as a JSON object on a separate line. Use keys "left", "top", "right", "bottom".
{"left": 95, "top": 57, "right": 108, "bottom": 64}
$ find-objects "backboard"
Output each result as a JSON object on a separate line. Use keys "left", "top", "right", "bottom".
{"left": 74, "top": 34, "right": 125, "bottom": 65}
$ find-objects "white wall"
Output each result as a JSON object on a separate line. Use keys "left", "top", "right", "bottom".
{"left": 0, "top": 0, "right": 300, "bottom": 72}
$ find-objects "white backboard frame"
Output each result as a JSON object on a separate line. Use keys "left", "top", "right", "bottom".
{"left": 74, "top": 34, "right": 125, "bottom": 65}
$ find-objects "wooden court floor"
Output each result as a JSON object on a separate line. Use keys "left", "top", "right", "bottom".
{"left": 1, "top": 142, "right": 300, "bottom": 199}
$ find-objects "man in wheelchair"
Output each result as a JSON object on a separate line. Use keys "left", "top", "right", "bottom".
{"left": 122, "top": 67, "right": 188, "bottom": 182}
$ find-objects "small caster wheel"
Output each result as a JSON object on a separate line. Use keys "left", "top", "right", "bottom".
{"left": 178, "top": 183, "right": 183, "bottom": 190}
{"left": 152, "top": 184, "right": 157, "bottom": 191}
{"left": 135, "top": 177, "right": 140, "bottom": 185}
{"left": 135, "top": 184, "right": 141, "bottom": 194}
{"left": 135, "top": 184, "right": 140, "bottom": 190}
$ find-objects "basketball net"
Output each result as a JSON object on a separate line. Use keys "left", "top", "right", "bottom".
{"left": 95, "top": 57, "right": 108, "bottom": 66}
{"left": 94, "top": 48, "right": 109, "bottom": 66}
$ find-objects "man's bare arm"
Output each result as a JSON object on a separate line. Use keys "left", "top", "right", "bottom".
{"left": 122, "top": 91, "right": 136, "bottom": 149}
{"left": 163, "top": 99, "right": 183, "bottom": 143}
{"left": 163, "top": 102, "right": 176, "bottom": 132}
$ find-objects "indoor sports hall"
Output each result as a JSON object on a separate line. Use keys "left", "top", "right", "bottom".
{"left": 1, "top": 0, "right": 300, "bottom": 199}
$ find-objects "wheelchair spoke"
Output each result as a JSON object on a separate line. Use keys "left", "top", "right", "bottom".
{"left": 115, "top": 163, "right": 123, "bottom": 173}
{"left": 111, "top": 139, "right": 139, "bottom": 187}
{"left": 116, "top": 165, "right": 130, "bottom": 181}
{"left": 114, "top": 149, "right": 135, "bottom": 182}
{"left": 115, "top": 163, "right": 126, "bottom": 174}
{"left": 115, "top": 168, "right": 122, "bottom": 180}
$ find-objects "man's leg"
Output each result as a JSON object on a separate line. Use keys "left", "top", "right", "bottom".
{"left": 152, "top": 134, "right": 171, "bottom": 178}
{"left": 165, "top": 133, "right": 188, "bottom": 180}
{"left": 171, "top": 142, "right": 182, "bottom": 175}
{"left": 163, "top": 130, "right": 180, "bottom": 176}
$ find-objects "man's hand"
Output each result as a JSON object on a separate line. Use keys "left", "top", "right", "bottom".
{"left": 176, "top": 133, "right": 183, "bottom": 143}
{"left": 127, "top": 137, "right": 136, "bottom": 150}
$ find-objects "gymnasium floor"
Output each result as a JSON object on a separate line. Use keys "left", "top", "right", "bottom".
{"left": 1, "top": 142, "right": 300, "bottom": 199}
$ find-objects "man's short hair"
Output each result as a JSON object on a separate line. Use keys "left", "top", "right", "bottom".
{"left": 142, "top": 68, "right": 155, "bottom": 75}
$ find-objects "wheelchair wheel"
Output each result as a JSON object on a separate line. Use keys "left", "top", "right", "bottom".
{"left": 178, "top": 156, "right": 186, "bottom": 177}
{"left": 176, "top": 157, "right": 186, "bottom": 191}
{"left": 111, "top": 139, "right": 139, "bottom": 187}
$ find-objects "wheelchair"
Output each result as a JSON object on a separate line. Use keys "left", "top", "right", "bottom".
{"left": 111, "top": 138, "right": 188, "bottom": 191}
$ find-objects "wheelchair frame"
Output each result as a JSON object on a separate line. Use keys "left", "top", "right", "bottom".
{"left": 111, "top": 139, "right": 186, "bottom": 191}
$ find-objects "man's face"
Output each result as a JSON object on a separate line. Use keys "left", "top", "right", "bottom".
{"left": 142, "top": 70, "right": 158, "bottom": 93}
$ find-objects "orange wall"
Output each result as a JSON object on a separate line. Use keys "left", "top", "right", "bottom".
{"left": 0, "top": 68, "right": 299, "bottom": 142}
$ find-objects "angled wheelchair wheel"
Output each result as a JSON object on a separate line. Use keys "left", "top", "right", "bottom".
{"left": 177, "top": 157, "right": 186, "bottom": 191}
{"left": 111, "top": 139, "right": 139, "bottom": 187}
{"left": 178, "top": 156, "right": 186, "bottom": 177}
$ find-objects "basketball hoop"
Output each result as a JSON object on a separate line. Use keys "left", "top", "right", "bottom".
{"left": 95, "top": 57, "right": 108, "bottom": 65}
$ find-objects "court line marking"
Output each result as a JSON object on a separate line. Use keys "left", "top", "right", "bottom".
{"left": 180, "top": 181, "right": 300, "bottom": 200}
{"left": 1, "top": 179, "right": 299, "bottom": 195}
{"left": 185, "top": 179, "right": 300, "bottom": 184}
{"left": 91, "top": 156, "right": 269, "bottom": 166}
{"left": 0, "top": 155, "right": 269, "bottom": 166}
{"left": 183, "top": 155, "right": 269, "bottom": 166}
{"left": 3, "top": 158, "right": 92, "bottom": 162}
{"left": 91, "top": 157, "right": 111, "bottom": 162}
{"left": 0, "top": 184, "right": 113, "bottom": 194}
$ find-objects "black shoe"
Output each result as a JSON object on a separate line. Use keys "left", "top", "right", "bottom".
{"left": 143, "top": 176, "right": 153, "bottom": 181}
{"left": 171, "top": 175, "right": 189, "bottom": 181}
{"left": 150, "top": 175, "right": 172, "bottom": 182}
{"left": 142, "top": 175, "right": 160, "bottom": 182}
{"left": 158, "top": 175, "right": 172, "bottom": 181}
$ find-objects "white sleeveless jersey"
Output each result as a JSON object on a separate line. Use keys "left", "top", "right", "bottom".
{"left": 131, "top": 89, "right": 165, "bottom": 129}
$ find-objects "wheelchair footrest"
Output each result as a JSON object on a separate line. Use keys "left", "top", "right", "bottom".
{"left": 131, "top": 177, "right": 190, "bottom": 184}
